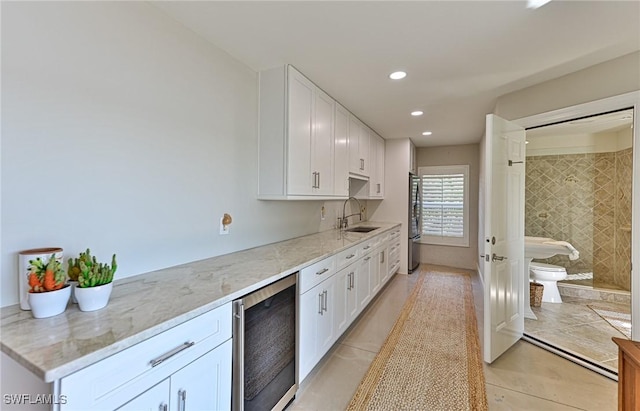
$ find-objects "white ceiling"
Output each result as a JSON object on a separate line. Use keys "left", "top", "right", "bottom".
{"left": 153, "top": 1, "right": 640, "bottom": 147}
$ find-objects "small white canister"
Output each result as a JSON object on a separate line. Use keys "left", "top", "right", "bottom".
{"left": 18, "top": 248, "right": 64, "bottom": 310}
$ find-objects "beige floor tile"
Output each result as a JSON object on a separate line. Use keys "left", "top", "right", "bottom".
{"left": 341, "top": 273, "right": 418, "bottom": 353}
{"left": 487, "top": 384, "right": 582, "bottom": 410}
{"left": 484, "top": 341, "right": 617, "bottom": 411}
{"left": 289, "top": 344, "right": 376, "bottom": 411}
{"left": 531, "top": 322, "right": 620, "bottom": 363}
{"left": 292, "top": 268, "right": 617, "bottom": 411}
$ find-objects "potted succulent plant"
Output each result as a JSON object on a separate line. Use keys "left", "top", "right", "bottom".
{"left": 68, "top": 249, "right": 117, "bottom": 312}
{"left": 27, "top": 254, "right": 71, "bottom": 318}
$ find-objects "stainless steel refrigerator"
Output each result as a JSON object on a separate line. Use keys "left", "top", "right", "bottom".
{"left": 408, "top": 173, "right": 421, "bottom": 273}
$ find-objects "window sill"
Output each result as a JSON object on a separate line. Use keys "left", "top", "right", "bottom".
{"left": 418, "top": 239, "right": 469, "bottom": 248}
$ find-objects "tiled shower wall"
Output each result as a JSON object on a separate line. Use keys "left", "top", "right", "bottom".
{"left": 525, "top": 149, "right": 632, "bottom": 291}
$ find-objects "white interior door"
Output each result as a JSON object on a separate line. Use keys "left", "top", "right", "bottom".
{"left": 483, "top": 114, "right": 526, "bottom": 363}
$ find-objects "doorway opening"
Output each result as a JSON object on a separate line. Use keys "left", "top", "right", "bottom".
{"left": 522, "top": 108, "right": 633, "bottom": 379}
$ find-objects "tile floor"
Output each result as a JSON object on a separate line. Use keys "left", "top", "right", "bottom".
{"left": 524, "top": 293, "right": 630, "bottom": 372}
{"left": 289, "top": 265, "right": 618, "bottom": 411}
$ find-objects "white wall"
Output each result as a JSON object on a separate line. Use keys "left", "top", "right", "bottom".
{"left": 416, "top": 144, "right": 479, "bottom": 270}
{"left": 0, "top": 2, "right": 336, "bottom": 306}
{"left": 368, "top": 139, "right": 410, "bottom": 274}
{"left": 495, "top": 51, "right": 640, "bottom": 120}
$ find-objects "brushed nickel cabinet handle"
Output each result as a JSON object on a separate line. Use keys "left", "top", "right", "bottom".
{"left": 150, "top": 342, "right": 195, "bottom": 367}
{"left": 316, "top": 268, "right": 329, "bottom": 276}
{"left": 323, "top": 290, "right": 328, "bottom": 312}
{"left": 178, "top": 389, "right": 186, "bottom": 411}
{"left": 346, "top": 254, "right": 355, "bottom": 259}
{"left": 318, "top": 293, "right": 323, "bottom": 315}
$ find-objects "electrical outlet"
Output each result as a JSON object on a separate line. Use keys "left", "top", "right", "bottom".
{"left": 321, "top": 206, "right": 326, "bottom": 221}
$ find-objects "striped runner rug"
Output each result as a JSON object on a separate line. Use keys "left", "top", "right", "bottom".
{"left": 347, "top": 267, "right": 488, "bottom": 410}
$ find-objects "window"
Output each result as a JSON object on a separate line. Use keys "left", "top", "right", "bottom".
{"left": 419, "top": 165, "right": 469, "bottom": 247}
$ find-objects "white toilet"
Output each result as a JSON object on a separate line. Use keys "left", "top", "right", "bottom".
{"left": 529, "top": 262, "right": 567, "bottom": 303}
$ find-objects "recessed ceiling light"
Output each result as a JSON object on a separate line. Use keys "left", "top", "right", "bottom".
{"left": 411, "top": 111, "right": 423, "bottom": 116}
{"left": 422, "top": 131, "right": 432, "bottom": 136}
{"left": 389, "top": 71, "right": 407, "bottom": 80}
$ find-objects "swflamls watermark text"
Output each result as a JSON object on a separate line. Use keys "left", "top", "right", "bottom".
{"left": 3, "top": 394, "right": 68, "bottom": 405}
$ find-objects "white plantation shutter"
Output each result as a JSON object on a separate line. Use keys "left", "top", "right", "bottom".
{"left": 419, "top": 165, "right": 469, "bottom": 247}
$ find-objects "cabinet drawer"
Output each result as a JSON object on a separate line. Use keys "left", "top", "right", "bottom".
{"left": 359, "top": 240, "right": 374, "bottom": 256}
{"left": 60, "top": 303, "right": 232, "bottom": 410}
{"left": 335, "top": 245, "right": 359, "bottom": 271}
{"left": 389, "top": 229, "right": 401, "bottom": 241}
{"left": 299, "top": 256, "right": 336, "bottom": 294}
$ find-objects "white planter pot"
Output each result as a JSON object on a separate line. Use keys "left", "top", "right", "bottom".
{"left": 75, "top": 282, "right": 113, "bottom": 312}
{"left": 28, "top": 285, "right": 71, "bottom": 319}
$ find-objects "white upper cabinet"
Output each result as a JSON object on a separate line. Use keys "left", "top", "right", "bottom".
{"left": 410, "top": 140, "right": 417, "bottom": 174}
{"left": 348, "top": 115, "right": 370, "bottom": 177}
{"left": 312, "top": 88, "right": 335, "bottom": 196}
{"left": 369, "top": 133, "right": 385, "bottom": 198}
{"left": 334, "top": 103, "right": 350, "bottom": 197}
{"left": 259, "top": 65, "right": 339, "bottom": 199}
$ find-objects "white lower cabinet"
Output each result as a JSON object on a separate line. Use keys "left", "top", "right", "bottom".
{"left": 298, "top": 273, "right": 335, "bottom": 382}
{"left": 119, "top": 341, "right": 233, "bottom": 411}
{"left": 117, "top": 379, "right": 170, "bottom": 411}
{"left": 297, "top": 227, "right": 401, "bottom": 385}
{"left": 334, "top": 264, "right": 358, "bottom": 338}
{"left": 388, "top": 229, "right": 401, "bottom": 276}
{"left": 356, "top": 255, "right": 372, "bottom": 312}
{"left": 169, "top": 340, "right": 232, "bottom": 411}
{"left": 378, "top": 245, "right": 390, "bottom": 287}
{"left": 60, "top": 304, "right": 232, "bottom": 411}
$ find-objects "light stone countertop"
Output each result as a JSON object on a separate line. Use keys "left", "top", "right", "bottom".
{"left": 0, "top": 222, "right": 400, "bottom": 383}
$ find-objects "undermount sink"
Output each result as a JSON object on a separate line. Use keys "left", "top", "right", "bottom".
{"left": 524, "top": 236, "right": 578, "bottom": 259}
{"left": 345, "top": 226, "right": 379, "bottom": 233}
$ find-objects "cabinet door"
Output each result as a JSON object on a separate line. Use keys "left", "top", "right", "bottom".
{"left": 170, "top": 340, "right": 232, "bottom": 411}
{"left": 334, "top": 265, "right": 358, "bottom": 339}
{"left": 370, "top": 249, "right": 381, "bottom": 297}
{"left": 359, "top": 126, "right": 370, "bottom": 176}
{"left": 334, "top": 267, "right": 349, "bottom": 338}
{"left": 368, "top": 134, "right": 385, "bottom": 198}
{"left": 348, "top": 115, "right": 361, "bottom": 174}
{"left": 317, "top": 279, "right": 335, "bottom": 358}
{"left": 313, "top": 89, "right": 335, "bottom": 195}
{"left": 116, "top": 379, "right": 170, "bottom": 411}
{"left": 334, "top": 103, "right": 350, "bottom": 197}
{"left": 378, "top": 135, "right": 385, "bottom": 197}
{"left": 287, "top": 68, "right": 314, "bottom": 195}
{"left": 299, "top": 286, "right": 322, "bottom": 381}
{"left": 356, "top": 256, "right": 372, "bottom": 314}
{"left": 379, "top": 245, "right": 390, "bottom": 286}
{"left": 299, "top": 278, "right": 336, "bottom": 382}
{"left": 345, "top": 265, "right": 359, "bottom": 326}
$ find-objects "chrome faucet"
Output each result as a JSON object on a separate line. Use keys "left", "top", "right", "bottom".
{"left": 339, "top": 197, "right": 363, "bottom": 229}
